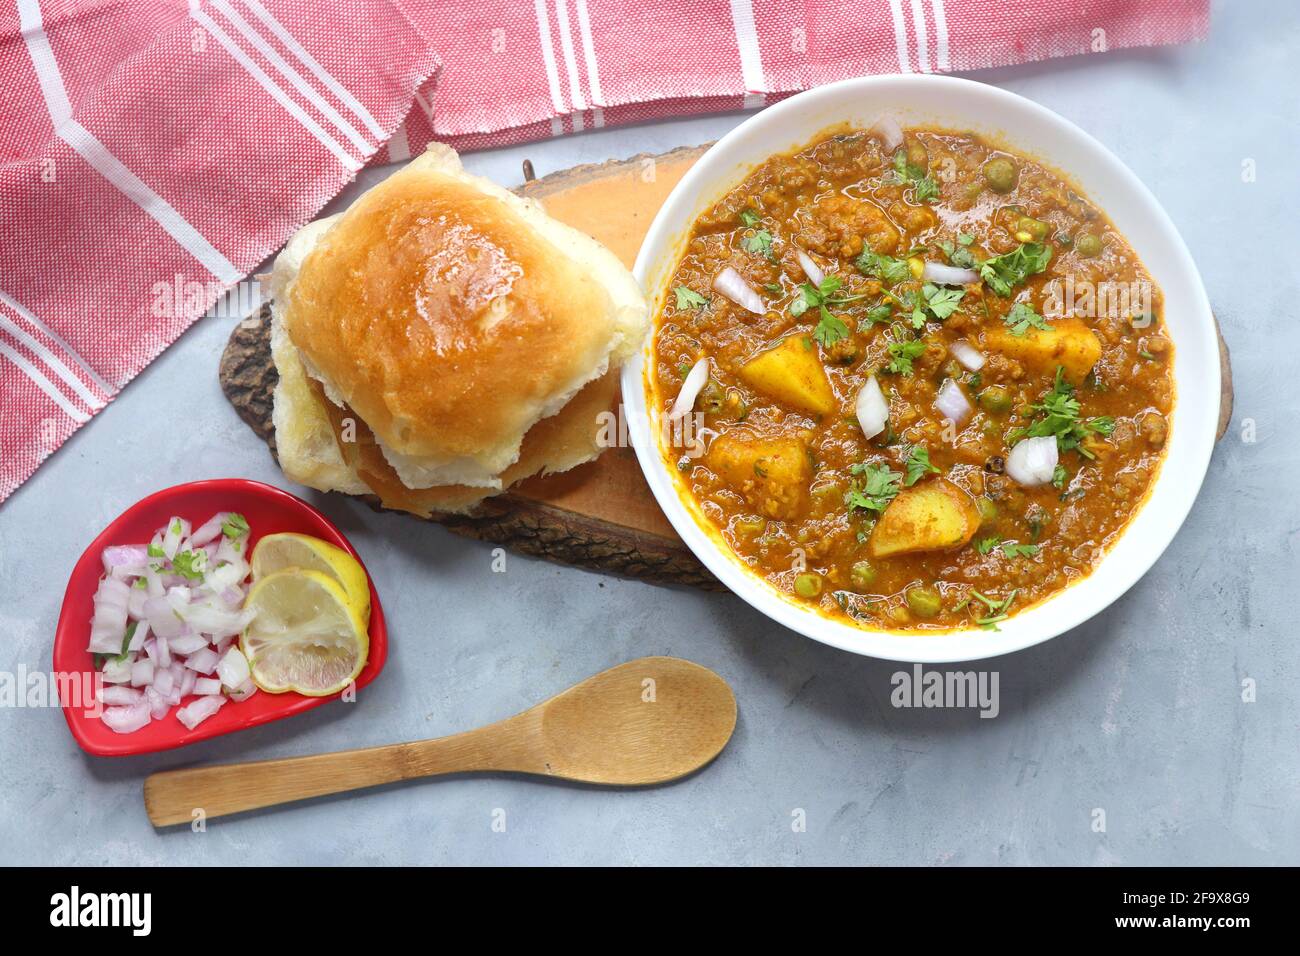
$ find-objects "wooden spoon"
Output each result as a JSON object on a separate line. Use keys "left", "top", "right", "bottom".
{"left": 144, "top": 657, "right": 736, "bottom": 826}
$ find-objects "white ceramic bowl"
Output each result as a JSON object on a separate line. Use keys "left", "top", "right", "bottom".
{"left": 623, "top": 74, "right": 1218, "bottom": 663}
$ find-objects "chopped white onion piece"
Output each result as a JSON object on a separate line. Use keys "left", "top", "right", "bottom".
{"left": 102, "top": 658, "right": 133, "bottom": 684}
{"left": 669, "top": 358, "right": 710, "bottom": 423}
{"left": 176, "top": 695, "right": 226, "bottom": 731}
{"left": 102, "top": 545, "right": 148, "bottom": 577}
{"left": 713, "top": 266, "right": 765, "bottom": 315}
{"left": 1006, "top": 435, "right": 1059, "bottom": 487}
{"left": 193, "top": 677, "right": 222, "bottom": 696}
{"left": 161, "top": 517, "right": 189, "bottom": 560}
{"left": 227, "top": 679, "right": 258, "bottom": 703}
{"left": 949, "top": 341, "right": 986, "bottom": 372}
{"left": 179, "top": 668, "right": 197, "bottom": 698}
{"left": 216, "top": 648, "right": 251, "bottom": 690}
{"left": 99, "top": 685, "right": 143, "bottom": 706}
{"left": 922, "top": 261, "right": 980, "bottom": 286}
{"left": 153, "top": 666, "right": 175, "bottom": 698}
{"left": 130, "top": 659, "right": 155, "bottom": 687}
{"left": 796, "top": 250, "right": 825, "bottom": 287}
{"left": 183, "top": 647, "right": 219, "bottom": 675}
{"left": 145, "top": 686, "right": 170, "bottom": 720}
{"left": 855, "top": 375, "right": 889, "bottom": 440}
{"left": 869, "top": 116, "right": 904, "bottom": 152}
{"left": 187, "top": 513, "right": 229, "bottom": 549}
{"left": 101, "top": 702, "right": 152, "bottom": 735}
{"left": 935, "top": 379, "right": 973, "bottom": 425}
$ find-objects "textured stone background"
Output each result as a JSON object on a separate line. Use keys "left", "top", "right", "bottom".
{"left": 1, "top": 0, "right": 1295, "bottom": 865}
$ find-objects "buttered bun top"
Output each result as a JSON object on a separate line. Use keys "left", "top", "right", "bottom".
{"left": 277, "top": 144, "right": 646, "bottom": 490}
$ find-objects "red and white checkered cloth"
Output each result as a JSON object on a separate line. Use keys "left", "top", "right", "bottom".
{"left": 0, "top": 0, "right": 1209, "bottom": 504}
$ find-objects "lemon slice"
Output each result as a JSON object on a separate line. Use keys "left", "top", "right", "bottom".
{"left": 251, "top": 532, "right": 370, "bottom": 617}
{"left": 241, "top": 570, "right": 368, "bottom": 696}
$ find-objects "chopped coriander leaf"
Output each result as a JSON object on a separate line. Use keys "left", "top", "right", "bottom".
{"left": 976, "top": 536, "right": 1000, "bottom": 555}
{"left": 904, "top": 446, "right": 941, "bottom": 486}
{"left": 980, "top": 241, "right": 1052, "bottom": 296}
{"left": 114, "top": 622, "right": 138, "bottom": 663}
{"left": 1087, "top": 416, "right": 1116, "bottom": 436}
{"left": 891, "top": 150, "right": 939, "bottom": 204}
{"left": 858, "top": 303, "right": 893, "bottom": 331}
{"left": 742, "top": 229, "right": 774, "bottom": 258}
{"left": 1052, "top": 463, "right": 1067, "bottom": 489}
{"left": 674, "top": 285, "right": 708, "bottom": 310}
{"left": 813, "top": 311, "right": 850, "bottom": 347}
{"left": 941, "top": 239, "right": 980, "bottom": 270}
{"left": 957, "top": 232, "right": 975, "bottom": 246}
{"left": 147, "top": 543, "right": 165, "bottom": 558}
{"left": 855, "top": 249, "right": 912, "bottom": 285}
{"left": 847, "top": 462, "right": 902, "bottom": 514}
{"left": 171, "top": 550, "right": 206, "bottom": 581}
{"left": 1000, "top": 542, "right": 1039, "bottom": 559}
{"left": 913, "top": 176, "right": 940, "bottom": 203}
{"left": 764, "top": 282, "right": 783, "bottom": 293}
{"left": 221, "top": 513, "right": 249, "bottom": 539}
{"left": 738, "top": 209, "right": 761, "bottom": 227}
{"left": 885, "top": 339, "right": 926, "bottom": 375}
{"left": 1004, "top": 301, "right": 1050, "bottom": 336}
{"left": 922, "top": 283, "right": 965, "bottom": 320}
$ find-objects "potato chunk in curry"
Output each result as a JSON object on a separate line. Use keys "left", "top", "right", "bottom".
{"left": 868, "top": 479, "right": 981, "bottom": 559}
{"left": 706, "top": 433, "right": 811, "bottom": 520}
{"left": 983, "top": 318, "right": 1102, "bottom": 383}
{"left": 737, "top": 334, "right": 836, "bottom": 417}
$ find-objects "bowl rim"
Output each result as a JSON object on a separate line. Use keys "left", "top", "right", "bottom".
{"left": 53, "top": 478, "right": 388, "bottom": 756}
{"left": 622, "top": 74, "right": 1218, "bottom": 663}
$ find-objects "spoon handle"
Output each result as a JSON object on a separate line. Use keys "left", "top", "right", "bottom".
{"left": 143, "top": 716, "right": 538, "bottom": 826}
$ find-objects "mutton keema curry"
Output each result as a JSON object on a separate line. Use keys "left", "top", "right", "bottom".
{"left": 651, "top": 124, "right": 1174, "bottom": 632}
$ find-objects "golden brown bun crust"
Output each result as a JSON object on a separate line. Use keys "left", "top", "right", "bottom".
{"left": 312, "top": 371, "right": 618, "bottom": 518}
{"left": 284, "top": 167, "right": 617, "bottom": 466}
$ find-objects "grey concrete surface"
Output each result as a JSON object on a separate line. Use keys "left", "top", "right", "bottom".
{"left": 1, "top": 0, "right": 1296, "bottom": 866}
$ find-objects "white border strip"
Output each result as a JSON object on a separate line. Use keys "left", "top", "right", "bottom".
{"left": 0, "top": 341, "right": 90, "bottom": 423}
{"left": 573, "top": 0, "right": 605, "bottom": 106}
{"left": 212, "top": 0, "right": 371, "bottom": 153}
{"left": 533, "top": 0, "right": 567, "bottom": 115}
{"left": 553, "top": 1, "right": 587, "bottom": 111}
{"left": 886, "top": 0, "right": 911, "bottom": 73}
{"left": 239, "top": 0, "right": 385, "bottom": 138}
{"left": 932, "top": 0, "right": 950, "bottom": 71}
{"left": 0, "top": 289, "right": 112, "bottom": 395}
{"left": 909, "top": 0, "right": 930, "bottom": 73}
{"left": 16, "top": 0, "right": 71, "bottom": 127}
{"left": 0, "top": 306, "right": 104, "bottom": 408}
{"left": 728, "top": 0, "right": 766, "bottom": 94}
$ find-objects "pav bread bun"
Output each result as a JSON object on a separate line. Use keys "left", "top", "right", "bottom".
{"left": 268, "top": 143, "right": 646, "bottom": 516}
{"left": 279, "top": 144, "right": 644, "bottom": 490}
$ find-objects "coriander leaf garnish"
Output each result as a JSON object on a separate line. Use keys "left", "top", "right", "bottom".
{"left": 855, "top": 249, "right": 912, "bottom": 286}
{"left": 171, "top": 550, "right": 206, "bottom": 581}
{"left": 904, "top": 446, "right": 941, "bottom": 486}
{"left": 891, "top": 150, "right": 939, "bottom": 204}
{"left": 1004, "top": 301, "right": 1050, "bottom": 336}
{"left": 674, "top": 286, "right": 708, "bottom": 310}
{"left": 1000, "top": 542, "right": 1039, "bottom": 559}
{"left": 858, "top": 303, "right": 893, "bottom": 331}
{"left": 885, "top": 338, "right": 926, "bottom": 375}
{"left": 813, "top": 311, "right": 850, "bottom": 347}
{"left": 1009, "top": 368, "right": 1114, "bottom": 459}
{"left": 742, "top": 229, "right": 775, "bottom": 259}
{"left": 739, "top": 209, "right": 761, "bottom": 227}
{"left": 221, "top": 513, "right": 249, "bottom": 539}
{"left": 980, "top": 242, "right": 1052, "bottom": 296}
{"left": 976, "top": 536, "right": 1000, "bottom": 555}
{"left": 847, "top": 462, "right": 902, "bottom": 514}
{"left": 147, "top": 543, "right": 165, "bottom": 558}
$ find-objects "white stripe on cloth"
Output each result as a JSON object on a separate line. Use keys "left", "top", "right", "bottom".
{"left": 190, "top": 6, "right": 362, "bottom": 171}
{"left": 0, "top": 302, "right": 106, "bottom": 409}
{"left": 60, "top": 120, "right": 244, "bottom": 284}
{"left": 573, "top": 0, "right": 605, "bottom": 106}
{"left": 932, "top": 0, "right": 951, "bottom": 71}
{"left": 910, "top": 0, "right": 931, "bottom": 73}
{"left": 0, "top": 289, "right": 113, "bottom": 396}
{"left": 386, "top": 120, "right": 411, "bottom": 162}
{"left": 728, "top": 0, "right": 765, "bottom": 94}
{"left": 18, "top": 1, "right": 242, "bottom": 285}
{"left": 0, "top": 341, "right": 90, "bottom": 424}
{"left": 553, "top": 1, "right": 587, "bottom": 111}
{"left": 238, "top": 0, "right": 386, "bottom": 138}
{"left": 211, "top": 0, "right": 373, "bottom": 153}
{"left": 533, "top": 0, "right": 568, "bottom": 115}
{"left": 887, "top": 0, "right": 912, "bottom": 73}
{"left": 15, "top": 0, "right": 71, "bottom": 128}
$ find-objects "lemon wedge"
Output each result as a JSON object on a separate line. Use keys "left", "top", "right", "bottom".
{"left": 251, "top": 532, "right": 370, "bottom": 618}
{"left": 240, "top": 570, "right": 368, "bottom": 696}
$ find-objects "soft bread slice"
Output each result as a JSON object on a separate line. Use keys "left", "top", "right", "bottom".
{"left": 279, "top": 144, "right": 645, "bottom": 489}
{"left": 308, "top": 370, "right": 619, "bottom": 517}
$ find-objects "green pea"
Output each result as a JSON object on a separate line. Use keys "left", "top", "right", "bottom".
{"left": 850, "top": 561, "right": 877, "bottom": 591}
{"left": 697, "top": 379, "right": 726, "bottom": 414}
{"left": 979, "top": 385, "right": 1013, "bottom": 414}
{"left": 794, "top": 572, "right": 823, "bottom": 599}
{"left": 1075, "top": 232, "right": 1103, "bottom": 258}
{"left": 1015, "top": 216, "right": 1049, "bottom": 242}
{"left": 982, "top": 157, "right": 1018, "bottom": 193}
{"left": 906, "top": 587, "right": 942, "bottom": 619}
{"left": 976, "top": 497, "right": 999, "bottom": 528}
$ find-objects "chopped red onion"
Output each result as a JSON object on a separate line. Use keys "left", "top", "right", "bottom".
{"left": 949, "top": 341, "right": 986, "bottom": 372}
{"left": 935, "top": 379, "right": 973, "bottom": 425}
{"left": 869, "top": 116, "right": 904, "bottom": 152}
{"left": 99, "top": 685, "right": 143, "bottom": 706}
{"left": 855, "top": 375, "right": 889, "bottom": 440}
{"left": 796, "top": 250, "right": 825, "bottom": 287}
{"left": 1006, "top": 436, "right": 1059, "bottom": 486}
{"left": 102, "top": 702, "right": 152, "bottom": 734}
{"left": 669, "top": 358, "right": 710, "bottom": 423}
{"left": 713, "top": 266, "right": 765, "bottom": 315}
{"left": 922, "top": 261, "right": 980, "bottom": 286}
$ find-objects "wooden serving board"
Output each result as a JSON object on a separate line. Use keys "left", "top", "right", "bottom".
{"left": 220, "top": 145, "right": 1233, "bottom": 590}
